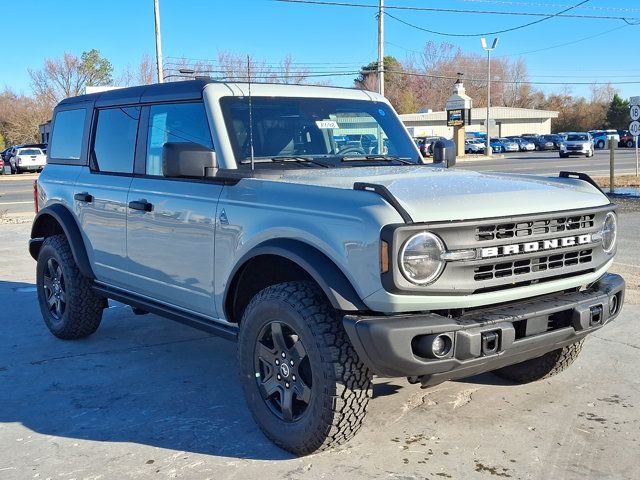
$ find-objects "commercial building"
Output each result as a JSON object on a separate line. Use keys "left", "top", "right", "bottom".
{"left": 401, "top": 106, "right": 559, "bottom": 139}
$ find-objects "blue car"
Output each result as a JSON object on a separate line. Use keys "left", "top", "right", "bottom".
{"left": 489, "top": 138, "right": 506, "bottom": 153}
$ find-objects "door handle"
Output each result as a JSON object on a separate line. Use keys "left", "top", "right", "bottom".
{"left": 128, "top": 200, "right": 153, "bottom": 212}
{"left": 74, "top": 192, "right": 93, "bottom": 203}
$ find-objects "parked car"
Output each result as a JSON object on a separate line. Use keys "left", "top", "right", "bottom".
{"left": 559, "top": 132, "right": 594, "bottom": 158}
{"left": 497, "top": 138, "right": 519, "bottom": 153}
{"left": 507, "top": 137, "right": 535, "bottom": 151}
{"left": 0, "top": 156, "right": 4, "bottom": 174}
{"left": 1, "top": 147, "right": 11, "bottom": 162}
{"left": 12, "top": 147, "right": 46, "bottom": 173}
{"left": 415, "top": 136, "right": 444, "bottom": 157}
{"left": 29, "top": 79, "right": 625, "bottom": 455}
{"left": 590, "top": 130, "right": 620, "bottom": 149}
{"left": 522, "top": 135, "right": 553, "bottom": 151}
{"left": 619, "top": 131, "right": 637, "bottom": 148}
{"left": 541, "top": 134, "right": 563, "bottom": 150}
{"left": 464, "top": 140, "right": 484, "bottom": 154}
{"left": 489, "top": 138, "right": 506, "bottom": 153}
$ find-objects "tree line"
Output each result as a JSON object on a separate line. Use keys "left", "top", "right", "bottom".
{"left": 0, "top": 44, "right": 631, "bottom": 149}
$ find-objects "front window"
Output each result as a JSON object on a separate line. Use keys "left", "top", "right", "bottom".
{"left": 220, "top": 97, "right": 420, "bottom": 167}
{"left": 566, "top": 134, "right": 588, "bottom": 141}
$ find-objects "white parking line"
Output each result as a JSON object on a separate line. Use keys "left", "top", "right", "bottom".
{"left": 0, "top": 201, "right": 33, "bottom": 205}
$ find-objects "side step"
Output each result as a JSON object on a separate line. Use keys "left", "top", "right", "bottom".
{"left": 93, "top": 284, "right": 238, "bottom": 341}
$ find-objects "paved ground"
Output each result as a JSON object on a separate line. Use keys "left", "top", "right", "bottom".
{"left": 1, "top": 167, "right": 639, "bottom": 479}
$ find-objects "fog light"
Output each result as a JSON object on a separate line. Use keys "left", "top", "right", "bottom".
{"left": 610, "top": 295, "right": 619, "bottom": 316}
{"left": 412, "top": 333, "right": 454, "bottom": 359}
{"left": 432, "top": 334, "right": 452, "bottom": 358}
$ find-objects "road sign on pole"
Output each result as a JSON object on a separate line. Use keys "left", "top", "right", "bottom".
{"left": 632, "top": 105, "right": 640, "bottom": 121}
{"left": 630, "top": 121, "right": 640, "bottom": 137}
{"left": 630, "top": 96, "right": 640, "bottom": 106}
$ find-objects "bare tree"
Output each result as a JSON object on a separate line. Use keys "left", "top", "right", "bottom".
{"left": 118, "top": 54, "right": 156, "bottom": 86}
{"left": 29, "top": 49, "right": 113, "bottom": 106}
{"left": 0, "top": 89, "right": 51, "bottom": 144}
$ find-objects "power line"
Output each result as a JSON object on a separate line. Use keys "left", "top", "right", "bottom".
{"left": 385, "top": 0, "right": 590, "bottom": 37}
{"left": 458, "top": 0, "right": 640, "bottom": 13}
{"left": 272, "top": 0, "right": 640, "bottom": 21}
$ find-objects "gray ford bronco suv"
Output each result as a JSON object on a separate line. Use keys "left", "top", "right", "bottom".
{"left": 30, "top": 80, "right": 624, "bottom": 455}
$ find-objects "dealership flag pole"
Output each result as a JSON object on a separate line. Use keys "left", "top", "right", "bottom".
{"left": 154, "top": 0, "right": 164, "bottom": 83}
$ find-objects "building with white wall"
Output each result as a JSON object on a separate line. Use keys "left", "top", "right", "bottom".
{"left": 401, "top": 106, "right": 559, "bottom": 139}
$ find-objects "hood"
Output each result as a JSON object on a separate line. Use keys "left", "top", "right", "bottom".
{"left": 272, "top": 166, "right": 610, "bottom": 222}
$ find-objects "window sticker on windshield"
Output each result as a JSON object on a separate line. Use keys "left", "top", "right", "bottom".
{"left": 316, "top": 120, "right": 339, "bottom": 129}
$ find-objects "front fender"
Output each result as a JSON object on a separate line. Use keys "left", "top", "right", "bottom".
{"left": 225, "top": 238, "right": 368, "bottom": 314}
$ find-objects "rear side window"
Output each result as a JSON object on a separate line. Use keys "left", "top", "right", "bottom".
{"left": 50, "top": 109, "right": 86, "bottom": 160}
{"left": 92, "top": 107, "right": 140, "bottom": 174}
{"left": 145, "top": 103, "right": 213, "bottom": 176}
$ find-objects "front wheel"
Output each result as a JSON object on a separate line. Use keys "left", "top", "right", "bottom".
{"left": 597, "top": 140, "right": 604, "bottom": 149}
{"left": 627, "top": 140, "right": 634, "bottom": 148}
{"left": 492, "top": 340, "right": 584, "bottom": 384}
{"left": 238, "top": 281, "right": 372, "bottom": 455}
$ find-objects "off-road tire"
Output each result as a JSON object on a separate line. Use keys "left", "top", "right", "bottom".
{"left": 238, "top": 281, "right": 373, "bottom": 455}
{"left": 492, "top": 339, "right": 584, "bottom": 384}
{"left": 36, "top": 234, "right": 103, "bottom": 339}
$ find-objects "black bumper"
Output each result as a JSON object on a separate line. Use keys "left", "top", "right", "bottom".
{"left": 343, "top": 274, "right": 625, "bottom": 384}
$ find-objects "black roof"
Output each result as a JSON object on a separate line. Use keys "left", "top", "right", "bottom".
{"left": 57, "top": 79, "right": 212, "bottom": 107}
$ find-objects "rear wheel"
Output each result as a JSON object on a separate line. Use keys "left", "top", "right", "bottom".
{"left": 238, "top": 281, "right": 372, "bottom": 455}
{"left": 597, "top": 140, "right": 604, "bottom": 149}
{"left": 627, "top": 140, "right": 634, "bottom": 148}
{"left": 36, "top": 235, "right": 104, "bottom": 339}
{"left": 492, "top": 340, "right": 584, "bottom": 384}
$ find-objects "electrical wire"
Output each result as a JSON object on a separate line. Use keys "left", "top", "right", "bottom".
{"left": 272, "top": 0, "right": 640, "bottom": 21}
{"left": 385, "top": 0, "right": 591, "bottom": 37}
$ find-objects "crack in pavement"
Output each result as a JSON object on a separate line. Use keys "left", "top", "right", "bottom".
{"left": 29, "top": 336, "right": 215, "bottom": 365}
{"left": 592, "top": 335, "right": 640, "bottom": 351}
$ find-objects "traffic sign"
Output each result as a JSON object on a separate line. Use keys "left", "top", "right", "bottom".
{"left": 631, "top": 96, "right": 640, "bottom": 106}
{"left": 631, "top": 104, "right": 640, "bottom": 121}
{"left": 630, "top": 120, "right": 640, "bottom": 137}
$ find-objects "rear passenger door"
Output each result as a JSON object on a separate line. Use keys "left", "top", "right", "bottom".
{"left": 75, "top": 106, "right": 139, "bottom": 287}
{"left": 125, "top": 102, "right": 221, "bottom": 318}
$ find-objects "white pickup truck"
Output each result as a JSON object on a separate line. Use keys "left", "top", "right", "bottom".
{"left": 11, "top": 147, "right": 47, "bottom": 173}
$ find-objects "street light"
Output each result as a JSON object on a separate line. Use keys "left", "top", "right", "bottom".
{"left": 481, "top": 37, "right": 499, "bottom": 156}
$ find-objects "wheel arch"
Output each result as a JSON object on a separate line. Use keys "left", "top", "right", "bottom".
{"left": 29, "top": 204, "right": 95, "bottom": 279}
{"left": 224, "top": 239, "right": 368, "bottom": 323}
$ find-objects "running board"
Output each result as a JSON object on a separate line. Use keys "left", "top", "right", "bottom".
{"left": 93, "top": 285, "right": 238, "bottom": 341}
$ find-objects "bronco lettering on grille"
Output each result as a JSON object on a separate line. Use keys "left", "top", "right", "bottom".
{"left": 480, "top": 234, "right": 593, "bottom": 258}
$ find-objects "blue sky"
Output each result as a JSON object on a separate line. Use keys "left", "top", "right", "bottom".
{"left": 2, "top": 0, "right": 639, "bottom": 103}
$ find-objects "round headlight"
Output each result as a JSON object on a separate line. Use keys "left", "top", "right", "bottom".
{"left": 602, "top": 212, "right": 617, "bottom": 253}
{"left": 399, "top": 232, "right": 445, "bottom": 285}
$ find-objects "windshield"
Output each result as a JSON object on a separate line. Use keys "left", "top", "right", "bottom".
{"left": 566, "top": 134, "right": 588, "bottom": 141}
{"left": 220, "top": 97, "right": 421, "bottom": 166}
{"left": 18, "top": 148, "right": 42, "bottom": 155}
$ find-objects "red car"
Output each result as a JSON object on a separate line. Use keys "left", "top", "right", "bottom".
{"left": 619, "top": 131, "right": 637, "bottom": 148}
{"left": 0, "top": 157, "right": 4, "bottom": 173}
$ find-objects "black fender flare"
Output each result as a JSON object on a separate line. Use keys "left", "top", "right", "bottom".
{"left": 29, "top": 204, "right": 95, "bottom": 279}
{"left": 225, "top": 238, "right": 368, "bottom": 316}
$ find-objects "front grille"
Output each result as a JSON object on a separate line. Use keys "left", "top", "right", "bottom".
{"left": 474, "top": 249, "right": 593, "bottom": 281}
{"left": 476, "top": 214, "right": 595, "bottom": 241}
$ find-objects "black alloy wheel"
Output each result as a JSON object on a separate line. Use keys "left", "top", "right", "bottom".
{"left": 254, "top": 320, "right": 312, "bottom": 422}
{"left": 42, "top": 257, "right": 66, "bottom": 322}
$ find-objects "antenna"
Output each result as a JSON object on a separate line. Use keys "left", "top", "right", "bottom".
{"left": 247, "top": 55, "right": 255, "bottom": 171}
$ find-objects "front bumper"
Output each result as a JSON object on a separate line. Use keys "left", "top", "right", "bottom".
{"left": 344, "top": 274, "right": 625, "bottom": 384}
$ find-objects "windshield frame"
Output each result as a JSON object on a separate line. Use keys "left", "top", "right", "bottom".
{"left": 219, "top": 96, "right": 422, "bottom": 169}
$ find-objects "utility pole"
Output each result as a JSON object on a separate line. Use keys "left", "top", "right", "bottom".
{"left": 481, "top": 37, "right": 498, "bottom": 156}
{"left": 154, "top": 0, "right": 164, "bottom": 83}
{"left": 377, "top": 0, "right": 384, "bottom": 96}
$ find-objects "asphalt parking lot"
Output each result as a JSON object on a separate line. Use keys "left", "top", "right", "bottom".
{"left": 1, "top": 163, "right": 639, "bottom": 479}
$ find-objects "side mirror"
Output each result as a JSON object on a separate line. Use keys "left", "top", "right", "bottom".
{"left": 432, "top": 139, "right": 456, "bottom": 168}
{"left": 162, "top": 143, "right": 217, "bottom": 178}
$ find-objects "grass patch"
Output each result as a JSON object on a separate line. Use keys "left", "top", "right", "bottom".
{"left": 593, "top": 175, "right": 640, "bottom": 188}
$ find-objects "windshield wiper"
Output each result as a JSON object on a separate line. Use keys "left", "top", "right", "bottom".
{"left": 242, "top": 156, "right": 330, "bottom": 168}
{"left": 340, "top": 155, "right": 414, "bottom": 165}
